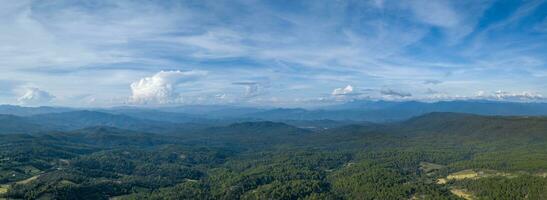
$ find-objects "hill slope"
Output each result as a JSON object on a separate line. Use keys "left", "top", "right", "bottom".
{"left": 0, "top": 115, "right": 46, "bottom": 134}
{"left": 26, "top": 111, "right": 179, "bottom": 133}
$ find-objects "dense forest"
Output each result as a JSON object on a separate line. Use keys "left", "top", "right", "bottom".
{"left": 0, "top": 112, "right": 546, "bottom": 199}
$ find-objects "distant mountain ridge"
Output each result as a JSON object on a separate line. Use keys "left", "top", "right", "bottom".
{"left": 395, "top": 112, "right": 547, "bottom": 139}
{"left": 1, "top": 100, "right": 547, "bottom": 128}
{"left": 0, "top": 105, "right": 73, "bottom": 116}
{"left": 0, "top": 110, "right": 197, "bottom": 134}
{"left": 0, "top": 114, "right": 45, "bottom": 134}
{"left": 243, "top": 100, "right": 547, "bottom": 122}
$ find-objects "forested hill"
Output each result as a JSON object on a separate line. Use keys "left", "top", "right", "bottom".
{"left": 0, "top": 112, "right": 546, "bottom": 199}
{"left": 0, "top": 110, "right": 207, "bottom": 134}
{"left": 26, "top": 111, "right": 173, "bottom": 131}
{"left": 0, "top": 114, "right": 45, "bottom": 134}
{"left": 394, "top": 112, "right": 547, "bottom": 138}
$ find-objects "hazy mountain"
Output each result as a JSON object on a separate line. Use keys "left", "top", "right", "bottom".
{"left": 180, "top": 121, "right": 312, "bottom": 149}
{"left": 142, "top": 105, "right": 266, "bottom": 117}
{"left": 26, "top": 110, "right": 184, "bottom": 133}
{"left": 0, "top": 114, "right": 46, "bottom": 134}
{"left": 396, "top": 112, "right": 547, "bottom": 139}
{"left": 44, "top": 126, "right": 175, "bottom": 147}
{"left": 99, "top": 108, "right": 212, "bottom": 123}
{"left": 0, "top": 105, "right": 73, "bottom": 116}
{"left": 241, "top": 100, "right": 547, "bottom": 122}
{"left": 3, "top": 100, "right": 547, "bottom": 129}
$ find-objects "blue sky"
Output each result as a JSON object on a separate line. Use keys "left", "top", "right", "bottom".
{"left": 0, "top": 0, "right": 546, "bottom": 107}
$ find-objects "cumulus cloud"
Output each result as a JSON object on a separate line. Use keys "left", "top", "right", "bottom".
{"left": 380, "top": 89, "right": 412, "bottom": 98}
{"left": 332, "top": 85, "right": 354, "bottom": 96}
{"left": 129, "top": 70, "right": 206, "bottom": 104}
{"left": 17, "top": 88, "right": 55, "bottom": 105}
{"left": 233, "top": 82, "right": 261, "bottom": 98}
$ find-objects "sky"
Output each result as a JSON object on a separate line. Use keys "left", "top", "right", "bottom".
{"left": 0, "top": 0, "right": 546, "bottom": 107}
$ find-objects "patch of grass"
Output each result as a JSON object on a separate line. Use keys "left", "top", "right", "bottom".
{"left": 447, "top": 170, "right": 478, "bottom": 180}
{"left": 419, "top": 162, "right": 444, "bottom": 173}
{"left": 0, "top": 184, "right": 9, "bottom": 195}
{"left": 436, "top": 178, "right": 447, "bottom": 184}
{"left": 16, "top": 174, "right": 40, "bottom": 185}
{"left": 450, "top": 188, "right": 475, "bottom": 200}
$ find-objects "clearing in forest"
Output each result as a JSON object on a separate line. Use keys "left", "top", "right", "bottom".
{"left": 0, "top": 184, "right": 8, "bottom": 194}
{"left": 450, "top": 188, "right": 475, "bottom": 200}
{"left": 16, "top": 174, "right": 41, "bottom": 185}
{"left": 419, "top": 162, "right": 444, "bottom": 173}
{"left": 446, "top": 169, "right": 478, "bottom": 180}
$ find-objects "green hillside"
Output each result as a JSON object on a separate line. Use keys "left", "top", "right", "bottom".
{"left": 0, "top": 113, "right": 546, "bottom": 199}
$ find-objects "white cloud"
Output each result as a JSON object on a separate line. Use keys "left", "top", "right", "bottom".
{"left": 215, "top": 93, "right": 226, "bottom": 99}
{"left": 129, "top": 70, "right": 206, "bottom": 104}
{"left": 17, "top": 87, "right": 55, "bottom": 105}
{"left": 474, "top": 90, "right": 544, "bottom": 101}
{"left": 171, "top": 30, "right": 249, "bottom": 59}
{"left": 245, "top": 84, "right": 259, "bottom": 97}
{"left": 425, "top": 88, "right": 440, "bottom": 94}
{"left": 0, "top": 1, "right": 544, "bottom": 106}
{"left": 380, "top": 89, "right": 412, "bottom": 98}
{"left": 493, "top": 90, "right": 543, "bottom": 100}
{"left": 407, "top": 0, "right": 460, "bottom": 28}
{"left": 233, "top": 82, "right": 261, "bottom": 98}
{"left": 332, "top": 85, "right": 353, "bottom": 96}
{"left": 423, "top": 79, "right": 443, "bottom": 85}
{"left": 405, "top": 0, "right": 491, "bottom": 43}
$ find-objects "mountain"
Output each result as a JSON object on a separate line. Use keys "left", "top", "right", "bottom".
{"left": 0, "top": 114, "right": 46, "bottom": 134}
{"left": 2, "top": 112, "right": 547, "bottom": 199}
{"left": 335, "top": 100, "right": 547, "bottom": 116}
{"left": 396, "top": 112, "right": 547, "bottom": 139}
{"left": 324, "top": 100, "right": 402, "bottom": 110}
{"left": 240, "top": 101, "right": 547, "bottom": 122}
{"left": 0, "top": 105, "right": 73, "bottom": 116}
{"left": 282, "top": 119, "right": 365, "bottom": 130}
{"left": 382, "top": 100, "right": 547, "bottom": 116}
{"left": 239, "top": 108, "right": 399, "bottom": 121}
{"left": 26, "top": 110, "right": 180, "bottom": 133}
{"left": 185, "top": 121, "right": 312, "bottom": 149}
{"left": 44, "top": 126, "right": 176, "bottom": 147}
{"left": 100, "top": 108, "right": 212, "bottom": 123}
{"left": 4, "top": 100, "right": 547, "bottom": 127}
{"left": 140, "top": 105, "right": 266, "bottom": 117}
{"left": 222, "top": 121, "right": 311, "bottom": 135}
